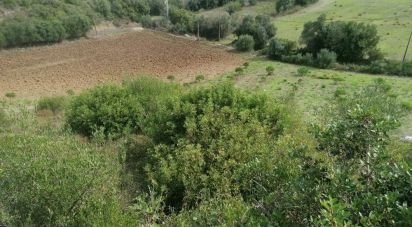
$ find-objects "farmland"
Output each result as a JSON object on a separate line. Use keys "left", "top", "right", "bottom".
{"left": 0, "top": 30, "right": 243, "bottom": 98}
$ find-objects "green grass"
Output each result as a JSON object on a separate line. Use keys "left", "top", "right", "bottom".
{"left": 201, "top": 0, "right": 412, "bottom": 60}
{"left": 274, "top": 0, "right": 412, "bottom": 60}
{"left": 224, "top": 57, "right": 412, "bottom": 138}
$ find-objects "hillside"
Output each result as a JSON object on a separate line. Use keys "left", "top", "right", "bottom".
{"left": 274, "top": 0, "right": 412, "bottom": 60}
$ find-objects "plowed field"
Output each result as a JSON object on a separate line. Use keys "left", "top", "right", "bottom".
{"left": 0, "top": 30, "right": 243, "bottom": 98}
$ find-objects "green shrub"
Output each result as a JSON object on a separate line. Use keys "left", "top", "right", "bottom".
{"left": 5, "top": 92, "right": 16, "bottom": 98}
{"left": 128, "top": 83, "right": 284, "bottom": 210}
{"left": 314, "top": 79, "right": 403, "bottom": 160}
{"left": 225, "top": 1, "right": 242, "bottom": 15}
{"left": 334, "top": 87, "right": 346, "bottom": 97}
{"left": 195, "top": 74, "right": 205, "bottom": 81}
{"left": 315, "top": 49, "right": 337, "bottom": 69}
{"left": 296, "top": 67, "right": 310, "bottom": 77}
{"left": 61, "top": 14, "right": 91, "bottom": 39}
{"left": 0, "top": 134, "right": 135, "bottom": 226}
{"left": 197, "top": 13, "right": 231, "bottom": 40}
{"left": 235, "top": 34, "right": 254, "bottom": 52}
{"left": 169, "top": 196, "right": 269, "bottom": 226}
{"left": 36, "top": 96, "right": 66, "bottom": 114}
{"left": 66, "top": 85, "right": 142, "bottom": 138}
{"left": 266, "top": 65, "right": 275, "bottom": 75}
{"left": 235, "top": 67, "right": 244, "bottom": 75}
{"left": 301, "top": 15, "right": 381, "bottom": 63}
{"left": 235, "top": 15, "right": 277, "bottom": 50}
{"left": 401, "top": 100, "right": 412, "bottom": 111}
{"left": 267, "top": 38, "right": 297, "bottom": 60}
{"left": 140, "top": 15, "right": 154, "bottom": 28}
{"left": 169, "top": 7, "right": 194, "bottom": 34}
{"left": 276, "top": 0, "right": 294, "bottom": 12}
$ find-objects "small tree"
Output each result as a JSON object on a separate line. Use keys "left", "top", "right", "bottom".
{"left": 267, "top": 38, "right": 297, "bottom": 60}
{"left": 276, "top": 0, "right": 294, "bottom": 12}
{"left": 316, "top": 49, "right": 337, "bottom": 69}
{"left": 235, "top": 34, "right": 255, "bottom": 52}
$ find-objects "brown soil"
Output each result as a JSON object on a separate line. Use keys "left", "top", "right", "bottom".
{"left": 0, "top": 30, "right": 244, "bottom": 98}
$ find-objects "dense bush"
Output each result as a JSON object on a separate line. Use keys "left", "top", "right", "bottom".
{"left": 126, "top": 82, "right": 285, "bottom": 211}
{"left": 235, "top": 15, "right": 277, "bottom": 49}
{"left": 2, "top": 76, "right": 412, "bottom": 226}
{"left": 187, "top": 0, "right": 238, "bottom": 11}
{"left": 225, "top": 1, "right": 242, "bottom": 15}
{"left": 361, "top": 59, "right": 412, "bottom": 77}
{"left": 0, "top": 134, "right": 134, "bottom": 226}
{"left": 276, "top": 0, "right": 294, "bottom": 12}
{"left": 169, "top": 7, "right": 195, "bottom": 34}
{"left": 301, "top": 15, "right": 382, "bottom": 63}
{"left": 277, "top": 0, "right": 318, "bottom": 12}
{"left": 36, "top": 96, "right": 67, "bottom": 114}
{"left": 235, "top": 34, "right": 255, "bottom": 51}
{"left": 313, "top": 79, "right": 403, "bottom": 160}
{"left": 169, "top": 196, "right": 268, "bottom": 225}
{"left": 267, "top": 38, "right": 297, "bottom": 60}
{"left": 197, "top": 13, "right": 232, "bottom": 40}
{"left": 140, "top": 15, "right": 154, "bottom": 28}
{"left": 66, "top": 85, "right": 142, "bottom": 138}
{"left": 315, "top": 48, "right": 337, "bottom": 68}
{"left": 66, "top": 77, "right": 180, "bottom": 138}
{"left": 311, "top": 79, "right": 411, "bottom": 226}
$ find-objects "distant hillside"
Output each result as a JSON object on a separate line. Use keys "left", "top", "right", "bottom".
{"left": 273, "top": 0, "right": 412, "bottom": 60}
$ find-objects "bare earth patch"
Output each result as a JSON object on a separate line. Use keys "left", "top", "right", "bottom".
{"left": 0, "top": 30, "right": 244, "bottom": 98}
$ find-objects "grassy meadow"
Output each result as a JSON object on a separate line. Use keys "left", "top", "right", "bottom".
{"left": 219, "top": 58, "right": 412, "bottom": 138}
{"left": 203, "top": 0, "right": 412, "bottom": 60}
{"left": 273, "top": 0, "right": 412, "bottom": 60}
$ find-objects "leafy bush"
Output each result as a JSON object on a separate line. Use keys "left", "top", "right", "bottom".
{"left": 225, "top": 1, "right": 242, "bottom": 15}
{"left": 235, "top": 34, "right": 255, "bottom": 51}
{"left": 197, "top": 13, "right": 231, "bottom": 40}
{"left": 188, "top": 0, "right": 238, "bottom": 11}
{"left": 195, "top": 74, "right": 205, "bottom": 81}
{"left": 266, "top": 65, "right": 275, "bottom": 75}
{"left": 301, "top": 15, "right": 381, "bottom": 63}
{"left": 140, "top": 15, "right": 154, "bottom": 28}
{"left": 66, "top": 85, "right": 142, "bottom": 138}
{"left": 315, "top": 48, "right": 337, "bottom": 69}
{"left": 169, "top": 196, "right": 269, "bottom": 226}
{"left": 296, "top": 67, "right": 310, "bottom": 77}
{"left": 169, "top": 7, "right": 195, "bottom": 34}
{"left": 276, "top": 0, "right": 294, "bottom": 12}
{"left": 267, "top": 38, "right": 297, "bottom": 60}
{"left": 235, "top": 15, "right": 277, "bottom": 50}
{"left": 314, "top": 79, "right": 403, "bottom": 160}
{"left": 127, "top": 82, "right": 284, "bottom": 210}
{"left": 5, "top": 92, "right": 16, "bottom": 98}
{"left": 0, "top": 134, "right": 134, "bottom": 226}
{"left": 36, "top": 96, "right": 66, "bottom": 114}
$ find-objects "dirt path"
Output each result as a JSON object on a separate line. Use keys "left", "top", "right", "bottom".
{"left": 0, "top": 30, "right": 244, "bottom": 98}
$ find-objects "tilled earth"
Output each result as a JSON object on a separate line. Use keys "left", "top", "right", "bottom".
{"left": 0, "top": 30, "right": 243, "bottom": 98}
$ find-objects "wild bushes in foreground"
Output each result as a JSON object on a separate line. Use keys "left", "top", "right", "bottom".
{"left": 3, "top": 77, "right": 411, "bottom": 226}
{"left": 66, "top": 77, "right": 180, "bottom": 138}
{"left": 311, "top": 79, "right": 411, "bottom": 226}
{"left": 0, "top": 133, "right": 135, "bottom": 226}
